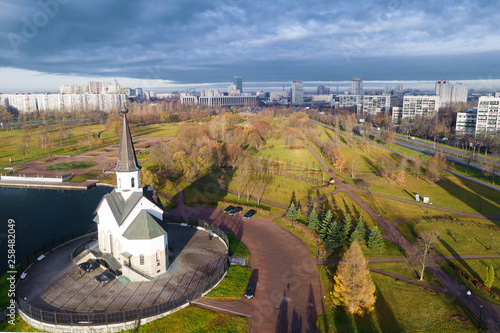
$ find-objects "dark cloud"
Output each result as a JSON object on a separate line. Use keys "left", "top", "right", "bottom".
{"left": 1, "top": 0, "right": 500, "bottom": 85}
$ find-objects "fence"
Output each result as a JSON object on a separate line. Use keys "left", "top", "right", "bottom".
{"left": 16, "top": 218, "right": 229, "bottom": 326}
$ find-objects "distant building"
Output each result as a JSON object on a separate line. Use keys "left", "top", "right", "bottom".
{"left": 233, "top": 76, "right": 243, "bottom": 93}
{"left": 269, "top": 91, "right": 288, "bottom": 102}
{"left": 392, "top": 107, "right": 402, "bottom": 124}
{"left": 180, "top": 93, "right": 257, "bottom": 107}
{"left": 60, "top": 80, "right": 121, "bottom": 95}
{"left": 317, "top": 86, "right": 330, "bottom": 95}
{"left": 336, "top": 94, "right": 362, "bottom": 109}
{"left": 311, "top": 95, "right": 333, "bottom": 106}
{"left": 291, "top": 80, "right": 304, "bottom": 105}
{"left": 401, "top": 95, "right": 441, "bottom": 120}
{"left": 362, "top": 94, "right": 391, "bottom": 114}
{"left": 351, "top": 78, "right": 363, "bottom": 95}
{"left": 435, "top": 80, "right": 468, "bottom": 104}
{"left": 476, "top": 96, "right": 500, "bottom": 136}
{"left": 455, "top": 108, "right": 477, "bottom": 137}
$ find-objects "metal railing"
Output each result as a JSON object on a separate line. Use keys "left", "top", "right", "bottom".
{"left": 16, "top": 218, "right": 229, "bottom": 326}
{"left": 163, "top": 215, "right": 229, "bottom": 248}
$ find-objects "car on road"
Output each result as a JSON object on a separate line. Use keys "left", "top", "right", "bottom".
{"left": 79, "top": 261, "right": 98, "bottom": 272}
{"left": 228, "top": 207, "right": 243, "bottom": 216}
{"left": 243, "top": 209, "right": 256, "bottom": 219}
{"left": 94, "top": 274, "right": 110, "bottom": 286}
{"left": 245, "top": 282, "right": 256, "bottom": 299}
{"left": 223, "top": 206, "right": 235, "bottom": 214}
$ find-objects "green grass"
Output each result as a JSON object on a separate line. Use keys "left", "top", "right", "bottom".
{"left": 45, "top": 161, "right": 97, "bottom": 171}
{"left": 0, "top": 167, "right": 24, "bottom": 176}
{"left": 204, "top": 266, "right": 252, "bottom": 301}
{"left": 368, "top": 171, "right": 500, "bottom": 215}
{"left": 0, "top": 315, "right": 44, "bottom": 332}
{"left": 316, "top": 265, "right": 478, "bottom": 332}
{"left": 135, "top": 123, "right": 180, "bottom": 137}
{"left": 67, "top": 170, "right": 102, "bottom": 182}
{"left": 398, "top": 217, "right": 500, "bottom": 256}
{"left": 127, "top": 305, "right": 249, "bottom": 332}
{"left": 227, "top": 234, "right": 250, "bottom": 259}
{"left": 325, "top": 192, "right": 380, "bottom": 231}
{"left": 368, "top": 261, "right": 441, "bottom": 286}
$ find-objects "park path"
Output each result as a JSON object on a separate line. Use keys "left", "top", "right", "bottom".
{"left": 301, "top": 134, "right": 500, "bottom": 331}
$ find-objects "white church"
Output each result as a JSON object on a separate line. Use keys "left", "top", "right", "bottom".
{"left": 93, "top": 102, "right": 168, "bottom": 281}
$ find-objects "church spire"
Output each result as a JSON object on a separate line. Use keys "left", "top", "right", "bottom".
{"left": 114, "top": 100, "right": 141, "bottom": 172}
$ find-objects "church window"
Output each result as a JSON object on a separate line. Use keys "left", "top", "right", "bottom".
{"left": 131, "top": 177, "right": 135, "bottom": 188}
{"left": 156, "top": 251, "right": 161, "bottom": 266}
{"left": 140, "top": 254, "right": 144, "bottom": 265}
{"left": 119, "top": 179, "right": 122, "bottom": 188}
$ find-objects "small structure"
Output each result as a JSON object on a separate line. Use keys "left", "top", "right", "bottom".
{"left": 93, "top": 102, "right": 168, "bottom": 281}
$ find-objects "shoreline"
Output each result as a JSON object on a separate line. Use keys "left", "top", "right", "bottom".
{"left": 0, "top": 180, "right": 115, "bottom": 191}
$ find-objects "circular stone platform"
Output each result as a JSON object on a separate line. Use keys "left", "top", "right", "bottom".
{"left": 17, "top": 223, "right": 227, "bottom": 315}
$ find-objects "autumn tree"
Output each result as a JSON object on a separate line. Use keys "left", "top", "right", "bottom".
{"left": 409, "top": 231, "right": 438, "bottom": 281}
{"left": 426, "top": 152, "right": 449, "bottom": 183}
{"left": 396, "top": 156, "right": 408, "bottom": 184}
{"left": 331, "top": 242, "right": 376, "bottom": 315}
{"left": 411, "top": 155, "right": 422, "bottom": 179}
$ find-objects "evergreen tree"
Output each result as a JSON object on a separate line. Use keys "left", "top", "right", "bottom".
{"left": 367, "top": 226, "right": 384, "bottom": 252}
{"left": 286, "top": 202, "right": 298, "bottom": 222}
{"left": 308, "top": 208, "right": 319, "bottom": 230}
{"left": 331, "top": 242, "right": 376, "bottom": 315}
{"left": 325, "top": 221, "right": 343, "bottom": 252}
{"left": 341, "top": 214, "right": 353, "bottom": 245}
{"left": 484, "top": 266, "right": 495, "bottom": 288}
{"left": 319, "top": 210, "right": 333, "bottom": 240}
{"left": 349, "top": 216, "right": 366, "bottom": 245}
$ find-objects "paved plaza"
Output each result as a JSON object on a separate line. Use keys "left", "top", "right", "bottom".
{"left": 17, "top": 224, "right": 227, "bottom": 313}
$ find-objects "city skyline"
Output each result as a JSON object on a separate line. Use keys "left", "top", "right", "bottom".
{"left": 1, "top": 1, "right": 500, "bottom": 92}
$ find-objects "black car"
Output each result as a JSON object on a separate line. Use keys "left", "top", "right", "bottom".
{"left": 243, "top": 209, "right": 256, "bottom": 219}
{"left": 245, "top": 282, "right": 256, "bottom": 299}
{"left": 228, "top": 207, "right": 243, "bottom": 216}
{"left": 79, "top": 261, "right": 98, "bottom": 272}
{"left": 94, "top": 274, "right": 110, "bottom": 286}
{"left": 223, "top": 206, "right": 235, "bottom": 214}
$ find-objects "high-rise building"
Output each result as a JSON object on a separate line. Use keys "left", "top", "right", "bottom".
{"left": 475, "top": 96, "right": 500, "bottom": 136}
{"left": 401, "top": 95, "right": 441, "bottom": 120}
{"left": 317, "top": 86, "right": 330, "bottom": 95}
{"left": 233, "top": 76, "right": 243, "bottom": 93}
{"left": 291, "top": 80, "right": 304, "bottom": 105}
{"left": 435, "top": 80, "right": 468, "bottom": 104}
{"left": 362, "top": 94, "right": 391, "bottom": 114}
{"left": 351, "top": 78, "right": 363, "bottom": 95}
{"left": 455, "top": 108, "right": 477, "bottom": 137}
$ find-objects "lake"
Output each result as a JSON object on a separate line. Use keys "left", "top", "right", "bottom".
{"left": 0, "top": 186, "right": 112, "bottom": 274}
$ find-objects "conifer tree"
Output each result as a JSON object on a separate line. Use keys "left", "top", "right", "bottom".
{"left": 350, "top": 216, "right": 366, "bottom": 245}
{"left": 342, "top": 214, "right": 353, "bottom": 245}
{"left": 331, "top": 242, "right": 376, "bottom": 315}
{"left": 325, "top": 221, "right": 343, "bottom": 252}
{"left": 286, "top": 202, "right": 298, "bottom": 222}
{"left": 367, "top": 226, "right": 384, "bottom": 252}
{"left": 308, "top": 208, "right": 319, "bottom": 230}
{"left": 319, "top": 210, "right": 333, "bottom": 240}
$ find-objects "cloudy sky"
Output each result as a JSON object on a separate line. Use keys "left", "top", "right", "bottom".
{"left": 1, "top": 0, "right": 500, "bottom": 92}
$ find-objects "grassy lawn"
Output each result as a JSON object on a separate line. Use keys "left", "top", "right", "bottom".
{"left": 128, "top": 305, "right": 249, "bottom": 332}
{"left": 227, "top": 234, "right": 250, "bottom": 259}
{"left": 0, "top": 315, "right": 43, "bottom": 332}
{"left": 368, "top": 171, "right": 500, "bottom": 215}
{"left": 442, "top": 259, "right": 500, "bottom": 306}
{"left": 67, "top": 170, "right": 102, "bottom": 182}
{"left": 0, "top": 167, "right": 24, "bottom": 176}
{"left": 368, "top": 261, "right": 441, "bottom": 286}
{"left": 45, "top": 161, "right": 97, "bottom": 171}
{"left": 398, "top": 217, "right": 500, "bottom": 256}
{"left": 316, "top": 265, "right": 478, "bottom": 332}
{"left": 324, "top": 192, "right": 379, "bottom": 230}
{"left": 356, "top": 192, "right": 454, "bottom": 222}
{"left": 204, "top": 265, "right": 252, "bottom": 301}
{"left": 135, "top": 123, "right": 180, "bottom": 137}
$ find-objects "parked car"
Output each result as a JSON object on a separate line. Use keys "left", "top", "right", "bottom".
{"left": 245, "top": 282, "right": 256, "bottom": 299}
{"left": 243, "top": 209, "right": 256, "bottom": 219}
{"left": 94, "top": 274, "right": 110, "bottom": 286}
{"left": 79, "top": 261, "right": 98, "bottom": 272}
{"left": 223, "top": 206, "right": 235, "bottom": 214}
{"left": 228, "top": 207, "right": 243, "bottom": 216}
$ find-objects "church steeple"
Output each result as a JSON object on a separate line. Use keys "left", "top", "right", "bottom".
{"left": 115, "top": 102, "right": 141, "bottom": 172}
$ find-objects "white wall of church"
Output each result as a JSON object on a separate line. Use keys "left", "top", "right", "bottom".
{"left": 116, "top": 170, "right": 141, "bottom": 194}
{"left": 121, "top": 236, "right": 167, "bottom": 256}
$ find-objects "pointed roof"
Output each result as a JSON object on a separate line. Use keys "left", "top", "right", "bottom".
{"left": 122, "top": 210, "right": 167, "bottom": 240}
{"left": 114, "top": 103, "right": 141, "bottom": 172}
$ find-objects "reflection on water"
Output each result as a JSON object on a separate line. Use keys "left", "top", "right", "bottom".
{"left": 0, "top": 186, "right": 111, "bottom": 274}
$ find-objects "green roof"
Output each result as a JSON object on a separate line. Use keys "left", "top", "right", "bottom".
{"left": 102, "top": 190, "right": 143, "bottom": 226}
{"left": 122, "top": 211, "right": 167, "bottom": 240}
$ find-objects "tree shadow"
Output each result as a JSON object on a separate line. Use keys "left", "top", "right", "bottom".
{"left": 341, "top": 197, "right": 352, "bottom": 218}
{"left": 361, "top": 155, "right": 379, "bottom": 175}
{"left": 307, "top": 284, "right": 317, "bottom": 332}
{"left": 374, "top": 286, "right": 404, "bottom": 332}
{"left": 438, "top": 238, "right": 477, "bottom": 279}
{"left": 290, "top": 190, "right": 297, "bottom": 206}
{"left": 291, "top": 308, "right": 302, "bottom": 332}
{"left": 275, "top": 291, "right": 289, "bottom": 333}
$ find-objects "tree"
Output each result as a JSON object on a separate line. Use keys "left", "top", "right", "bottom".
{"left": 286, "top": 202, "right": 298, "bottom": 226}
{"left": 411, "top": 155, "right": 422, "bottom": 179}
{"left": 325, "top": 221, "right": 343, "bottom": 252}
{"left": 484, "top": 266, "right": 495, "bottom": 288}
{"left": 349, "top": 216, "right": 365, "bottom": 245}
{"left": 319, "top": 210, "right": 333, "bottom": 240}
{"left": 331, "top": 242, "right": 376, "bottom": 316}
{"left": 396, "top": 156, "right": 408, "bottom": 184}
{"left": 426, "top": 153, "right": 449, "bottom": 183}
{"left": 367, "top": 226, "right": 384, "bottom": 252}
{"left": 342, "top": 214, "right": 353, "bottom": 245}
{"left": 409, "top": 231, "right": 438, "bottom": 281}
{"left": 307, "top": 208, "right": 319, "bottom": 230}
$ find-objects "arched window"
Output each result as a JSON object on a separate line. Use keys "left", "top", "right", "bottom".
{"left": 109, "top": 234, "right": 114, "bottom": 255}
{"left": 140, "top": 254, "right": 144, "bottom": 265}
{"left": 156, "top": 251, "right": 161, "bottom": 266}
{"left": 118, "top": 179, "right": 122, "bottom": 188}
{"left": 131, "top": 177, "right": 135, "bottom": 188}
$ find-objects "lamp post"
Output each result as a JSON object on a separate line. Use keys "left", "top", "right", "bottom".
{"left": 490, "top": 233, "right": 493, "bottom": 251}
{"left": 478, "top": 305, "right": 483, "bottom": 329}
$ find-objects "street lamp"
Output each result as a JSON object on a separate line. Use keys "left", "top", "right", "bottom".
{"left": 478, "top": 305, "right": 483, "bottom": 329}
{"left": 490, "top": 233, "right": 493, "bottom": 251}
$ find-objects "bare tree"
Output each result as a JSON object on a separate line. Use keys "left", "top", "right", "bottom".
{"left": 410, "top": 231, "right": 439, "bottom": 281}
